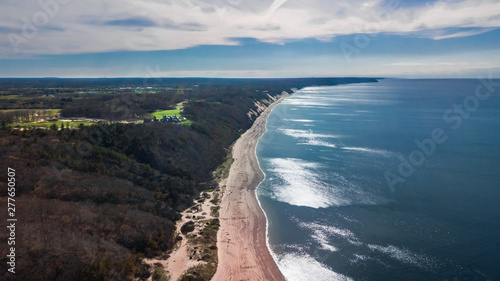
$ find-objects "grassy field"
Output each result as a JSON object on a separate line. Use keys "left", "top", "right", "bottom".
{"left": 151, "top": 103, "right": 191, "bottom": 126}
{"left": 15, "top": 121, "right": 94, "bottom": 129}
{"left": 0, "top": 109, "right": 60, "bottom": 114}
{"left": 151, "top": 108, "right": 181, "bottom": 119}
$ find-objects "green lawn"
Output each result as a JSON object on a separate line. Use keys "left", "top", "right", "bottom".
{"left": 151, "top": 108, "right": 181, "bottom": 119}
{"left": 151, "top": 103, "right": 186, "bottom": 118}
{"left": 15, "top": 121, "right": 94, "bottom": 129}
{"left": 150, "top": 103, "right": 192, "bottom": 126}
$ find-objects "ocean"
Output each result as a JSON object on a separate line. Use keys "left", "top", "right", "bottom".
{"left": 255, "top": 79, "right": 500, "bottom": 281}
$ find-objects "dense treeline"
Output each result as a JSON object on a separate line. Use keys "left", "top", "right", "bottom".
{"left": 0, "top": 77, "right": 378, "bottom": 91}
{"left": 59, "top": 92, "right": 183, "bottom": 120}
{"left": 0, "top": 94, "right": 73, "bottom": 110}
{"left": 0, "top": 77, "right": 378, "bottom": 112}
{"left": 0, "top": 78, "right": 378, "bottom": 281}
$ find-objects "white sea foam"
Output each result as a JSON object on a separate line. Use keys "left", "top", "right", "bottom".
{"left": 301, "top": 222, "right": 358, "bottom": 241}
{"left": 298, "top": 221, "right": 360, "bottom": 252}
{"left": 309, "top": 226, "right": 339, "bottom": 252}
{"left": 277, "top": 252, "right": 354, "bottom": 281}
{"left": 350, "top": 254, "right": 369, "bottom": 264}
{"left": 283, "top": 99, "right": 333, "bottom": 107}
{"left": 340, "top": 146, "right": 392, "bottom": 157}
{"left": 280, "top": 129, "right": 339, "bottom": 139}
{"left": 267, "top": 158, "right": 350, "bottom": 208}
{"left": 284, "top": 118, "right": 315, "bottom": 123}
{"left": 280, "top": 129, "right": 339, "bottom": 148}
{"left": 282, "top": 93, "right": 342, "bottom": 108}
{"left": 302, "top": 139, "right": 337, "bottom": 148}
{"left": 367, "top": 244, "right": 436, "bottom": 269}
{"left": 281, "top": 243, "right": 306, "bottom": 252}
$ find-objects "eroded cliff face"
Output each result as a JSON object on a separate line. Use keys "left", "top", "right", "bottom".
{"left": 247, "top": 91, "right": 291, "bottom": 120}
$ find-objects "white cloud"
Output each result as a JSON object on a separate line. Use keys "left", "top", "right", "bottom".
{"left": 1, "top": 0, "right": 500, "bottom": 56}
{"left": 431, "top": 28, "right": 495, "bottom": 40}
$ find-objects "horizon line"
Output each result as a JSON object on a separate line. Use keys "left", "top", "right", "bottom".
{"left": 0, "top": 76, "right": 495, "bottom": 80}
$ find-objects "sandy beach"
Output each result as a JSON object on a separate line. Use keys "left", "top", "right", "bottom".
{"left": 211, "top": 93, "right": 289, "bottom": 281}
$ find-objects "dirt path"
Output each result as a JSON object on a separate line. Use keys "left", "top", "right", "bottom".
{"left": 144, "top": 189, "right": 220, "bottom": 281}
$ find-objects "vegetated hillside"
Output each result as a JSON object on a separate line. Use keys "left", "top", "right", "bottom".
{"left": 0, "top": 78, "right": 378, "bottom": 281}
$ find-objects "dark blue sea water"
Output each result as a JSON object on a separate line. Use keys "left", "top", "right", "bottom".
{"left": 256, "top": 79, "right": 500, "bottom": 281}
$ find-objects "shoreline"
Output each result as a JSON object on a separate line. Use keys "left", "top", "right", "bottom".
{"left": 211, "top": 92, "right": 290, "bottom": 281}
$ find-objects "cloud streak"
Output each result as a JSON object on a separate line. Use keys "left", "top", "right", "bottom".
{"left": 104, "top": 17, "right": 158, "bottom": 28}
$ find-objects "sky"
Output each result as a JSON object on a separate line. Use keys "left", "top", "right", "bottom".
{"left": 1, "top": 0, "right": 499, "bottom": 78}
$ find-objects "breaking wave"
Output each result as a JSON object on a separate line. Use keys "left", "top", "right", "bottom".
{"left": 277, "top": 252, "right": 354, "bottom": 281}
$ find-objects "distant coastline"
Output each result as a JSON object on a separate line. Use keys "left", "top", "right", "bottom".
{"left": 212, "top": 80, "right": 380, "bottom": 280}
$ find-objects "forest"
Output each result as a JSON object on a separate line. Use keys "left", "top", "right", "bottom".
{"left": 0, "top": 77, "right": 378, "bottom": 280}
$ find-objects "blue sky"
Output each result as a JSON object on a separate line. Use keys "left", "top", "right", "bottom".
{"left": 1, "top": 0, "right": 500, "bottom": 78}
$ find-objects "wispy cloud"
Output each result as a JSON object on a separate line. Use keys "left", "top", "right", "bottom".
{"left": 431, "top": 28, "right": 495, "bottom": 40}
{"left": 163, "top": 21, "right": 208, "bottom": 32}
{"left": 104, "top": 17, "right": 158, "bottom": 28}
